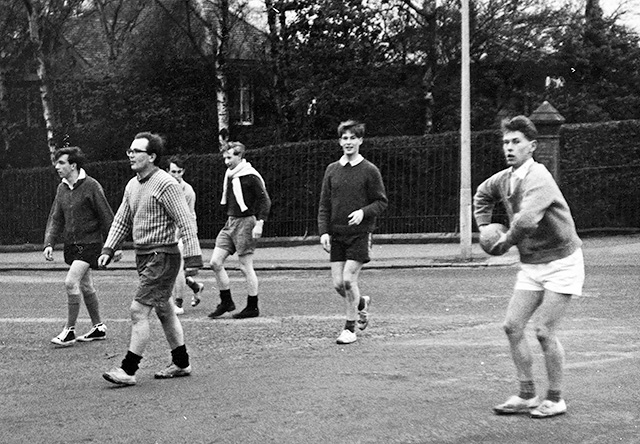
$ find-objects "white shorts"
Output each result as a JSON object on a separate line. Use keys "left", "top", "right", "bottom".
{"left": 515, "top": 248, "right": 584, "bottom": 296}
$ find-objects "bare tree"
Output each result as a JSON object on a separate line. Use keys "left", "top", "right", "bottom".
{"left": 92, "top": 0, "right": 150, "bottom": 63}
{"left": 22, "top": 0, "right": 84, "bottom": 159}
{"left": 0, "top": 0, "right": 29, "bottom": 162}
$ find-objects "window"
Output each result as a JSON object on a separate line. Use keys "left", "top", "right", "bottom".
{"left": 237, "top": 78, "right": 254, "bottom": 126}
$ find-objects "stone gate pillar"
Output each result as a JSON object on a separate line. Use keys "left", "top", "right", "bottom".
{"left": 529, "top": 101, "right": 565, "bottom": 183}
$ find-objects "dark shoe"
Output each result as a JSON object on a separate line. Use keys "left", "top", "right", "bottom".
{"left": 77, "top": 323, "right": 107, "bottom": 342}
{"left": 232, "top": 307, "right": 259, "bottom": 319}
{"left": 208, "top": 303, "right": 236, "bottom": 318}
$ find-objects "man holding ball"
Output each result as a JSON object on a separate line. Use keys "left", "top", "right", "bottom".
{"left": 473, "top": 115, "right": 584, "bottom": 418}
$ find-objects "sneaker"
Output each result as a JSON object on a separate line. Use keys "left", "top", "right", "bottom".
{"left": 357, "top": 296, "right": 371, "bottom": 330}
{"left": 77, "top": 323, "right": 107, "bottom": 342}
{"left": 174, "top": 305, "right": 185, "bottom": 315}
{"left": 103, "top": 367, "right": 136, "bottom": 386}
{"left": 191, "top": 283, "right": 205, "bottom": 307}
{"left": 336, "top": 329, "right": 357, "bottom": 344}
{"left": 208, "top": 302, "right": 236, "bottom": 318}
{"left": 154, "top": 363, "right": 192, "bottom": 379}
{"left": 51, "top": 327, "right": 76, "bottom": 347}
{"left": 493, "top": 395, "right": 541, "bottom": 415}
{"left": 232, "top": 307, "right": 259, "bottom": 319}
{"left": 530, "top": 399, "right": 567, "bottom": 418}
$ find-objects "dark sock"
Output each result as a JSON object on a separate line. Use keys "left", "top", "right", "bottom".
{"left": 247, "top": 295, "right": 258, "bottom": 309}
{"left": 546, "top": 389, "right": 562, "bottom": 403}
{"left": 357, "top": 297, "right": 366, "bottom": 311}
{"left": 171, "top": 344, "right": 190, "bottom": 369}
{"left": 121, "top": 351, "right": 142, "bottom": 376}
{"left": 345, "top": 320, "right": 356, "bottom": 333}
{"left": 519, "top": 380, "right": 536, "bottom": 399}
{"left": 220, "top": 289, "right": 233, "bottom": 305}
{"left": 186, "top": 277, "right": 199, "bottom": 292}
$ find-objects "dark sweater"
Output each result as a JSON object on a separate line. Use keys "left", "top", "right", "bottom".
{"left": 318, "top": 159, "right": 388, "bottom": 235}
{"left": 224, "top": 174, "right": 271, "bottom": 221}
{"left": 44, "top": 176, "right": 114, "bottom": 246}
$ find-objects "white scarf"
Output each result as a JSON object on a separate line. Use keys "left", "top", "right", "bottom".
{"left": 220, "top": 159, "right": 265, "bottom": 212}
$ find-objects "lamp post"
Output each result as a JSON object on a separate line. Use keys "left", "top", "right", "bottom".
{"left": 460, "top": 0, "right": 472, "bottom": 259}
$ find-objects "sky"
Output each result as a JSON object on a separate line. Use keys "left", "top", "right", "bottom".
{"left": 600, "top": 0, "right": 640, "bottom": 32}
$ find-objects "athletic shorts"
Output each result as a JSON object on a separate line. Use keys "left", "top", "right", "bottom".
{"left": 215, "top": 216, "right": 257, "bottom": 256}
{"left": 330, "top": 232, "right": 372, "bottom": 264}
{"left": 515, "top": 248, "right": 585, "bottom": 296}
{"left": 63, "top": 243, "right": 102, "bottom": 269}
{"left": 135, "top": 252, "right": 181, "bottom": 308}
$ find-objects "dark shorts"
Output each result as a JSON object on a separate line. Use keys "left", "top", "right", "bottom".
{"left": 63, "top": 243, "right": 102, "bottom": 269}
{"left": 135, "top": 252, "right": 181, "bottom": 308}
{"left": 330, "top": 232, "right": 372, "bottom": 264}
{"left": 215, "top": 216, "right": 257, "bottom": 256}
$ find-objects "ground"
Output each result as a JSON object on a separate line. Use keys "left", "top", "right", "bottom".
{"left": 1, "top": 254, "right": 638, "bottom": 443}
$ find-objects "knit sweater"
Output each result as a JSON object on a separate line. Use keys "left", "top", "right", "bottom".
{"left": 44, "top": 175, "right": 114, "bottom": 246}
{"left": 102, "top": 168, "right": 203, "bottom": 269}
{"left": 473, "top": 161, "right": 582, "bottom": 264}
{"left": 223, "top": 174, "right": 271, "bottom": 221}
{"left": 318, "top": 158, "right": 388, "bottom": 235}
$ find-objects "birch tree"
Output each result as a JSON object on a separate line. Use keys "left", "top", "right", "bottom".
{"left": 22, "top": 0, "right": 84, "bottom": 159}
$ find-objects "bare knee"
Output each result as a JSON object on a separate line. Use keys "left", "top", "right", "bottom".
{"left": 535, "top": 324, "right": 553, "bottom": 349}
{"left": 503, "top": 320, "right": 525, "bottom": 339}
{"left": 210, "top": 258, "right": 224, "bottom": 273}
{"left": 64, "top": 277, "right": 80, "bottom": 294}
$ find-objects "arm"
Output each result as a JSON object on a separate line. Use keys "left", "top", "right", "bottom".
{"left": 98, "top": 191, "right": 133, "bottom": 267}
{"left": 251, "top": 175, "right": 271, "bottom": 238}
{"left": 43, "top": 187, "right": 63, "bottom": 261}
{"left": 160, "top": 183, "right": 203, "bottom": 270}
{"left": 317, "top": 166, "right": 332, "bottom": 252}
{"left": 361, "top": 165, "right": 388, "bottom": 220}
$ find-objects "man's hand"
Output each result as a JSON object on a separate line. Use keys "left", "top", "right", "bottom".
{"left": 97, "top": 254, "right": 111, "bottom": 268}
{"left": 43, "top": 246, "right": 53, "bottom": 261}
{"left": 348, "top": 209, "right": 364, "bottom": 226}
{"left": 320, "top": 233, "right": 331, "bottom": 253}
{"left": 113, "top": 250, "right": 123, "bottom": 262}
{"left": 491, "top": 232, "right": 511, "bottom": 255}
{"left": 252, "top": 220, "right": 264, "bottom": 239}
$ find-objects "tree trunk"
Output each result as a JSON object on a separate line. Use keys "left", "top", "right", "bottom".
{"left": 196, "top": 0, "right": 230, "bottom": 151}
{"left": 265, "top": 0, "right": 288, "bottom": 141}
{"left": 23, "top": 0, "right": 59, "bottom": 161}
{"left": 0, "top": 65, "right": 11, "bottom": 166}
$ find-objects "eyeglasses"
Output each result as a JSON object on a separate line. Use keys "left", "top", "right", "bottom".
{"left": 126, "top": 148, "right": 148, "bottom": 155}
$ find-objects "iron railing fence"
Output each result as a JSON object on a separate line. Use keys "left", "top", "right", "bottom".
{"left": 1, "top": 129, "right": 639, "bottom": 245}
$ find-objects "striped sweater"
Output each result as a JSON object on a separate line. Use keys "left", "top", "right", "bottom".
{"left": 102, "top": 168, "right": 203, "bottom": 268}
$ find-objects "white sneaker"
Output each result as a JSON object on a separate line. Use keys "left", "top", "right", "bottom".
{"left": 103, "top": 367, "right": 136, "bottom": 386}
{"left": 357, "top": 296, "right": 370, "bottom": 330}
{"left": 493, "top": 395, "right": 540, "bottom": 414}
{"left": 336, "top": 329, "right": 357, "bottom": 344}
{"left": 51, "top": 327, "right": 76, "bottom": 347}
{"left": 174, "top": 305, "right": 185, "bottom": 315}
{"left": 530, "top": 399, "right": 567, "bottom": 418}
{"left": 191, "top": 283, "right": 204, "bottom": 307}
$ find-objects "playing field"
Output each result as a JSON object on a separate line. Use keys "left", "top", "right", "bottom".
{"left": 1, "top": 249, "right": 638, "bottom": 443}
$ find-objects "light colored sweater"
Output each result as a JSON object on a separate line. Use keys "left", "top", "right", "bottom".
{"left": 102, "top": 168, "right": 202, "bottom": 269}
{"left": 473, "top": 161, "right": 581, "bottom": 264}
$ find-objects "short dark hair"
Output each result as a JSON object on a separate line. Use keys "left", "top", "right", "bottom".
{"left": 501, "top": 116, "right": 538, "bottom": 141}
{"left": 226, "top": 141, "right": 246, "bottom": 158}
{"left": 168, "top": 155, "right": 186, "bottom": 170}
{"left": 337, "top": 120, "right": 365, "bottom": 138}
{"left": 53, "top": 146, "right": 86, "bottom": 170}
{"left": 134, "top": 132, "right": 164, "bottom": 165}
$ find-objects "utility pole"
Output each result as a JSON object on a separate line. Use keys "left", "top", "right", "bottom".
{"left": 459, "top": 0, "right": 472, "bottom": 259}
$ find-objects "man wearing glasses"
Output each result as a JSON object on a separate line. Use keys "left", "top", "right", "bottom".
{"left": 98, "top": 132, "right": 203, "bottom": 386}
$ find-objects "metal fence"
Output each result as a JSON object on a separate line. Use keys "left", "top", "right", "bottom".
{"left": 1, "top": 127, "right": 639, "bottom": 245}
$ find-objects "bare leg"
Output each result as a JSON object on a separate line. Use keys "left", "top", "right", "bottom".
{"left": 128, "top": 301, "right": 153, "bottom": 356}
{"left": 210, "top": 247, "right": 231, "bottom": 291}
{"left": 503, "top": 289, "right": 543, "bottom": 382}
{"left": 155, "top": 302, "right": 185, "bottom": 350}
{"left": 64, "top": 260, "right": 91, "bottom": 328}
{"left": 534, "top": 290, "right": 572, "bottom": 392}
{"left": 238, "top": 253, "right": 258, "bottom": 296}
{"left": 342, "top": 260, "right": 364, "bottom": 322}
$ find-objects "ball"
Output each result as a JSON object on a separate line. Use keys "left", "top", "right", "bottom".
{"left": 479, "top": 223, "right": 508, "bottom": 256}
